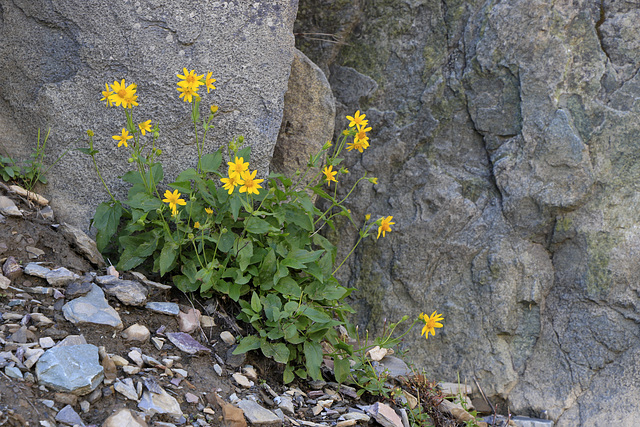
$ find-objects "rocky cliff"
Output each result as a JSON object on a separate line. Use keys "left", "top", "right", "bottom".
{"left": 295, "top": 1, "right": 640, "bottom": 425}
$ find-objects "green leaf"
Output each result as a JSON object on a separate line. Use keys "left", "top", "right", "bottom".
{"left": 159, "top": 241, "right": 178, "bottom": 276}
{"left": 237, "top": 240, "right": 254, "bottom": 271}
{"left": 127, "top": 192, "right": 162, "bottom": 212}
{"left": 246, "top": 216, "right": 276, "bottom": 234}
{"left": 302, "top": 306, "right": 332, "bottom": 323}
{"left": 237, "top": 146, "right": 252, "bottom": 161}
{"left": 333, "top": 356, "right": 350, "bottom": 383}
{"left": 261, "top": 341, "right": 290, "bottom": 364}
{"left": 93, "top": 201, "right": 122, "bottom": 252}
{"left": 230, "top": 195, "right": 242, "bottom": 220}
{"left": 250, "top": 291, "right": 262, "bottom": 313}
{"left": 273, "top": 263, "right": 289, "bottom": 286}
{"left": 173, "top": 274, "right": 199, "bottom": 292}
{"left": 283, "top": 204, "right": 313, "bottom": 231}
{"left": 121, "top": 170, "right": 144, "bottom": 185}
{"left": 200, "top": 151, "right": 222, "bottom": 173}
{"left": 283, "top": 365, "right": 295, "bottom": 384}
{"left": 176, "top": 167, "right": 200, "bottom": 182}
{"left": 218, "top": 231, "right": 236, "bottom": 253}
{"left": 233, "top": 335, "right": 261, "bottom": 354}
{"left": 304, "top": 341, "right": 323, "bottom": 381}
{"left": 148, "top": 163, "right": 164, "bottom": 187}
{"left": 274, "top": 276, "right": 302, "bottom": 298}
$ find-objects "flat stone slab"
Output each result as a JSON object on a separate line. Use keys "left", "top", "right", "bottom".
{"left": 166, "top": 332, "right": 211, "bottom": 355}
{"left": 138, "top": 389, "right": 183, "bottom": 418}
{"left": 62, "top": 284, "right": 123, "bottom": 329}
{"left": 101, "top": 279, "right": 148, "bottom": 306}
{"left": 237, "top": 399, "right": 282, "bottom": 426}
{"left": 35, "top": 344, "right": 104, "bottom": 395}
{"left": 146, "top": 302, "right": 180, "bottom": 316}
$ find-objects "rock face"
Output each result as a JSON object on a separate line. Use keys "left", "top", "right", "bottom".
{"left": 0, "top": 0, "right": 299, "bottom": 230}
{"left": 295, "top": 1, "right": 640, "bottom": 424}
{"left": 271, "top": 48, "right": 336, "bottom": 185}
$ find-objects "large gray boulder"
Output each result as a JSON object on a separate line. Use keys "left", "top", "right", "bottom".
{"left": 296, "top": 0, "right": 640, "bottom": 424}
{"left": 0, "top": 0, "right": 298, "bottom": 230}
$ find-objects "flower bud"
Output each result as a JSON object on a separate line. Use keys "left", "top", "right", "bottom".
{"left": 210, "top": 105, "right": 219, "bottom": 114}
{"left": 368, "top": 177, "right": 378, "bottom": 184}
{"left": 127, "top": 157, "right": 134, "bottom": 163}
{"left": 221, "top": 227, "right": 228, "bottom": 234}
{"left": 156, "top": 148, "right": 162, "bottom": 155}
{"left": 86, "top": 129, "right": 94, "bottom": 137}
{"left": 188, "top": 233, "right": 195, "bottom": 240}
{"left": 322, "top": 140, "right": 332, "bottom": 150}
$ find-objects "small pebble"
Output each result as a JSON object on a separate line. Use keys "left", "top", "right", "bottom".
{"left": 220, "top": 331, "right": 235, "bottom": 345}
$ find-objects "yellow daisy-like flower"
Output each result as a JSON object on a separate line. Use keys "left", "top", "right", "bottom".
{"left": 419, "top": 311, "right": 444, "bottom": 340}
{"left": 377, "top": 215, "right": 395, "bottom": 239}
{"left": 346, "top": 110, "right": 368, "bottom": 128}
{"left": 193, "top": 221, "right": 201, "bottom": 229}
{"left": 205, "top": 71, "right": 217, "bottom": 93}
{"left": 162, "top": 189, "right": 187, "bottom": 217}
{"left": 210, "top": 105, "right": 219, "bottom": 114}
{"left": 228, "top": 156, "right": 249, "bottom": 178}
{"left": 346, "top": 139, "right": 369, "bottom": 153}
{"left": 177, "top": 83, "right": 200, "bottom": 103}
{"left": 365, "top": 214, "right": 371, "bottom": 221}
{"left": 138, "top": 120, "right": 152, "bottom": 136}
{"left": 220, "top": 173, "right": 242, "bottom": 194}
{"left": 100, "top": 83, "right": 113, "bottom": 107}
{"left": 109, "top": 79, "right": 137, "bottom": 108}
{"left": 177, "top": 68, "right": 204, "bottom": 90}
{"left": 238, "top": 169, "right": 264, "bottom": 195}
{"left": 354, "top": 124, "right": 372, "bottom": 145}
{"left": 323, "top": 165, "right": 337, "bottom": 185}
{"left": 112, "top": 128, "right": 132, "bottom": 148}
{"left": 369, "top": 177, "right": 378, "bottom": 184}
{"left": 205, "top": 207, "right": 213, "bottom": 215}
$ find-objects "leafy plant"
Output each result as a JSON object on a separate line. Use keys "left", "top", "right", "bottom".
{"left": 84, "top": 70, "right": 392, "bottom": 382}
{"left": 0, "top": 128, "right": 68, "bottom": 191}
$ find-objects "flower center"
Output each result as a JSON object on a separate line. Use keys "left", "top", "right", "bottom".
{"left": 118, "top": 89, "right": 127, "bottom": 98}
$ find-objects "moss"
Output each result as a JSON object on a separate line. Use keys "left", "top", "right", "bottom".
{"left": 555, "top": 216, "right": 573, "bottom": 233}
{"left": 585, "top": 232, "right": 619, "bottom": 297}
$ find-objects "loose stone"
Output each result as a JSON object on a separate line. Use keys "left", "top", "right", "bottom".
{"left": 55, "top": 404, "right": 85, "bottom": 426}
{"left": 3, "top": 256, "right": 23, "bottom": 280}
{"left": 232, "top": 373, "right": 254, "bottom": 388}
{"left": 46, "top": 267, "right": 79, "bottom": 287}
{"left": 101, "top": 279, "right": 148, "bottom": 306}
{"left": 62, "top": 284, "right": 123, "bottom": 329}
{"left": 24, "top": 262, "right": 51, "bottom": 279}
{"left": 178, "top": 308, "right": 201, "bottom": 333}
{"left": 36, "top": 344, "right": 104, "bottom": 395}
{"left": 121, "top": 323, "right": 151, "bottom": 342}
{"left": 115, "top": 378, "right": 139, "bottom": 401}
{"left": 220, "top": 331, "right": 236, "bottom": 345}
{"left": 166, "top": 332, "right": 211, "bottom": 355}
{"left": 138, "top": 388, "right": 184, "bottom": 418}
{"left": 102, "top": 408, "right": 149, "bottom": 427}
{"left": 146, "top": 302, "right": 180, "bottom": 316}
{"left": 237, "top": 399, "right": 282, "bottom": 427}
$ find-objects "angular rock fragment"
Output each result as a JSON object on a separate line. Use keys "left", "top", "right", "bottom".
{"left": 237, "top": 399, "right": 282, "bottom": 426}
{"left": 59, "top": 222, "right": 105, "bottom": 266}
{"left": 46, "top": 267, "right": 79, "bottom": 286}
{"left": 138, "top": 388, "right": 183, "bottom": 418}
{"left": 3, "top": 256, "right": 22, "bottom": 280}
{"left": 166, "top": 332, "right": 211, "bottom": 355}
{"left": 36, "top": 344, "right": 104, "bottom": 395}
{"left": 102, "top": 408, "right": 149, "bottom": 427}
{"left": 100, "top": 279, "right": 148, "bottom": 306}
{"left": 62, "top": 284, "right": 123, "bottom": 329}
{"left": 146, "top": 301, "right": 180, "bottom": 316}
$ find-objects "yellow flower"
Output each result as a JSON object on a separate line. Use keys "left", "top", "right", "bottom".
{"left": 177, "top": 83, "right": 200, "bottom": 103}
{"left": 138, "top": 120, "right": 152, "bottom": 136}
{"left": 346, "top": 110, "right": 368, "bottom": 128}
{"left": 205, "top": 71, "right": 217, "bottom": 93}
{"left": 210, "top": 105, "right": 219, "bottom": 114}
{"left": 194, "top": 221, "right": 201, "bottom": 229}
{"left": 322, "top": 140, "right": 333, "bottom": 150}
{"left": 323, "top": 165, "right": 337, "bottom": 185}
{"left": 369, "top": 177, "right": 378, "bottom": 184}
{"left": 109, "top": 79, "right": 137, "bottom": 108}
{"left": 238, "top": 169, "right": 264, "bottom": 195}
{"left": 87, "top": 129, "right": 94, "bottom": 137}
{"left": 365, "top": 214, "right": 371, "bottom": 221}
{"left": 377, "top": 215, "right": 395, "bottom": 239}
{"left": 112, "top": 128, "right": 132, "bottom": 148}
{"left": 354, "top": 124, "right": 372, "bottom": 145}
{"left": 419, "top": 311, "right": 444, "bottom": 340}
{"left": 205, "top": 207, "right": 213, "bottom": 215}
{"left": 100, "top": 83, "right": 113, "bottom": 107}
{"left": 346, "top": 139, "right": 369, "bottom": 153}
{"left": 220, "top": 173, "right": 241, "bottom": 194}
{"left": 162, "top": 189, "right": 187, "bottom": 216}
{"left": 177, "top": 68, "right": 204, "bottom": 90}
{"left": 228, "top": 156, "right": 249, "bottom": 178}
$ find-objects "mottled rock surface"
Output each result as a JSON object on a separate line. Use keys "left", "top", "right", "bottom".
{"left": 295, "top": 1, "right": 640, "bottom": 424}
{"left": 0, "top": 0, "right": 299, "bottom": 231}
